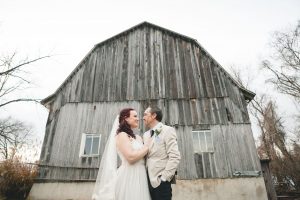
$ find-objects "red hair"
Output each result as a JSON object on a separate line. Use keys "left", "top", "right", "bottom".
{"left": 116, "top": 108, "right": 136, "bottom": 139}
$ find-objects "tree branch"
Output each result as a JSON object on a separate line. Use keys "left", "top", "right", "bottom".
{"left": 0, "top": 55, "right": 50, "bottom": 76}
{"left": 0, "top": 98, "right": 40, "bottom": 108}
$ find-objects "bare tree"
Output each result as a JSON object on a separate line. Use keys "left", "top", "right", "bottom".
{"left": 0, "top": 52, "right": 50, "bottom": 108}
{"left": 262, "top": 21, "right": 300, "bottom": 102}
{"left": 229, "top": 65, "right": 254, "bottom": 89}
{"left": 230, "top": 65, "right": 300, "bottom": 192}
{"left": 0, "top": 117, "right": 31, "bottom": 160}
{"left": 251, "top": 98, "right": 290, "bottom": 158}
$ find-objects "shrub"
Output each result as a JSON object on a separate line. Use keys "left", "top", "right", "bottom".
{"left": 0, "top": 157, "right": 38, "bottom": 200}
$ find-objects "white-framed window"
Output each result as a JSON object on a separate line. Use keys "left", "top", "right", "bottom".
{"left": 192, "top": 130, "right": 213, "bottom": 153}
{"left": 192, "top": 130, "right": 216, "bottom": 178}
{"left": 79, "top": 133, "right": 101, "bottom": 157}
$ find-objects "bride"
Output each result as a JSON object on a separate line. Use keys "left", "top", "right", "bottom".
{"left": 92, "top": 108, "right": 151, "bottom": 200}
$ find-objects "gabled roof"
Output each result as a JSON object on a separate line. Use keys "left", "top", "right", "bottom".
{"left": 41, "top": 21, "right": 255, "bottom": 105}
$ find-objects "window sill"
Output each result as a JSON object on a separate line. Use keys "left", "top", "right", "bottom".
{"left": 80, "top": 154, "right": 100, "bottom": 158}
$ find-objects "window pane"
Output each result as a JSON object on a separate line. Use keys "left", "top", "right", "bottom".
{"left": 206, "top": 131, "right": 213, "bottom": 152}
{"left": 199, "top": 132, "right": 206, "bottom": 152}
{"left": 84, "top": 136, "right": 92, "bottom": 155}
{"left": 92, "top": 137, "right": 100, "bottom": 154}
{"left": 193, "top": 132, "right": 199, "bottom": 152}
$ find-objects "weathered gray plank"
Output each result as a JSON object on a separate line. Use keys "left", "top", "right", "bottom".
{"left": 176, "top": 126, "right": 198, "bottom": 179}
{"left": 40, "top": 24, "right": 259, "bottom": 182}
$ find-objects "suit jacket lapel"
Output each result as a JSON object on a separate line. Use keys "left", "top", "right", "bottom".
{"left": 149, "top": 136, "right": 155, "bottom": 150}
{"left": 149, "top": 124, "right": 165, "bottom": 153}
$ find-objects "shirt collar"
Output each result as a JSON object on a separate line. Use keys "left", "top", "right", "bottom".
{"left": 151, "top": 122, "right": 163, "bottom": 132}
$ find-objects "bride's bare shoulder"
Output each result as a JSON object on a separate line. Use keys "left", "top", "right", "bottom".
{"left": 116, "top": 132, "right": 127, "bottom": 138}
{"left": 116, "top": 132, "right": 131, "bottom": 141}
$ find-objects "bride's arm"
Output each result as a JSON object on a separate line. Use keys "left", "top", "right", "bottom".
{"left": 116, "top": 132, "right": 149, "bottom": 164}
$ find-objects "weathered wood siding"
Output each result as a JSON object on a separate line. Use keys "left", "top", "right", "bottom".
{"left": 176, "top": 124, "right": 261, "bottom": 180}
{"left": 38, "top": 23, "right": 258, "bottom": 182}
{"left": 47, "top": 26, "right": 249, "bottom": 124}
{"left": 39, "top": 101, "right": 260, "bottom": 181}
{"left": 39, "top": 102, "right": 141, "bottom": 180}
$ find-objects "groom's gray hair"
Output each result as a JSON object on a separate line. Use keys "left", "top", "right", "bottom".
{"left": 148, "top": 105, "right": 163, "bottom": 122}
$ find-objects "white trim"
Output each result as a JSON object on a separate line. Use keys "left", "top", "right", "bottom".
{"left": 79, "top": 133, "right": 101, "bottom": 157}
{"left": 79, "top": 134, "right": 86, "bottom": 157}
{"left": 192, "top": 130, "right": 214, "bottom": 153}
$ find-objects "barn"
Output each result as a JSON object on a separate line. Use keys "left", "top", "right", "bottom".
{"left": 29, "top": 22, "right": 268, "bottom": 200}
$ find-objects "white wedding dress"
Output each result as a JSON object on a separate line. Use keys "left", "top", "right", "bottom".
{"left": 92, "top": 116, "right": 151, "bottom": 200}
{"left": 115, "top": 138, "right": 151, "bottom": 200}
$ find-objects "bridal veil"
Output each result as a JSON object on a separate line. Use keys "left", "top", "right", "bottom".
{"left": 92, "top": 116, "right": 119, "bottom": 200}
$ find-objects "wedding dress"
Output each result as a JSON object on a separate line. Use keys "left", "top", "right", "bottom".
{"left": 115, "top": 138, "right": 151, "bottom": 200}
{"left": 92, "top": 116, "right": 151, "bottom": 200}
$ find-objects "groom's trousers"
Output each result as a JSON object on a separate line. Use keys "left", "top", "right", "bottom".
{"left": 150, "top": 180, "right": 172, "bottom": 200}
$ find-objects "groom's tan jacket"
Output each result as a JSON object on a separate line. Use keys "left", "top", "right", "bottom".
{"left": 144, "top": 124, "right": 181, "bottom": 188}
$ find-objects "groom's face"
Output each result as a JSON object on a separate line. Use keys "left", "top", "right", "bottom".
{"left": 143, "top": 107, "right": 156, "bottom": 128}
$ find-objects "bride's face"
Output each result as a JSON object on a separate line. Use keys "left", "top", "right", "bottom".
{"left": 125, "top": 110, "right": 139, "bottom": 129}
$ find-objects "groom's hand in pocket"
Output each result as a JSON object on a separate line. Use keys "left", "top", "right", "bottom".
{"left": 160, "top": 175, "right": 167, "bottom": 182}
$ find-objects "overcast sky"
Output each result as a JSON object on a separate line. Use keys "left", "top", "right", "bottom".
{"left": 0, "top": 0, "right": 300, "bottom": 149}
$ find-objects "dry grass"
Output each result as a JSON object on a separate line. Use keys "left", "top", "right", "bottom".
{"left": 0, "top": 157, "right": 38, "bottom": 200}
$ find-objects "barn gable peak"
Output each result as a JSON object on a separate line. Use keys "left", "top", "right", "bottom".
{"left": 41, "top": 22, "right": 255, "bottom": 106}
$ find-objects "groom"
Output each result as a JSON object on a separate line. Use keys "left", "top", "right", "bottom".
{"left": 143, "top": 105, "right": 181, "bottom": 200}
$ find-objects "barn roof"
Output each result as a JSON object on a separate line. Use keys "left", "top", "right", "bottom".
{"left": 41, "top": 21, "right": 255, "bottom": 105}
